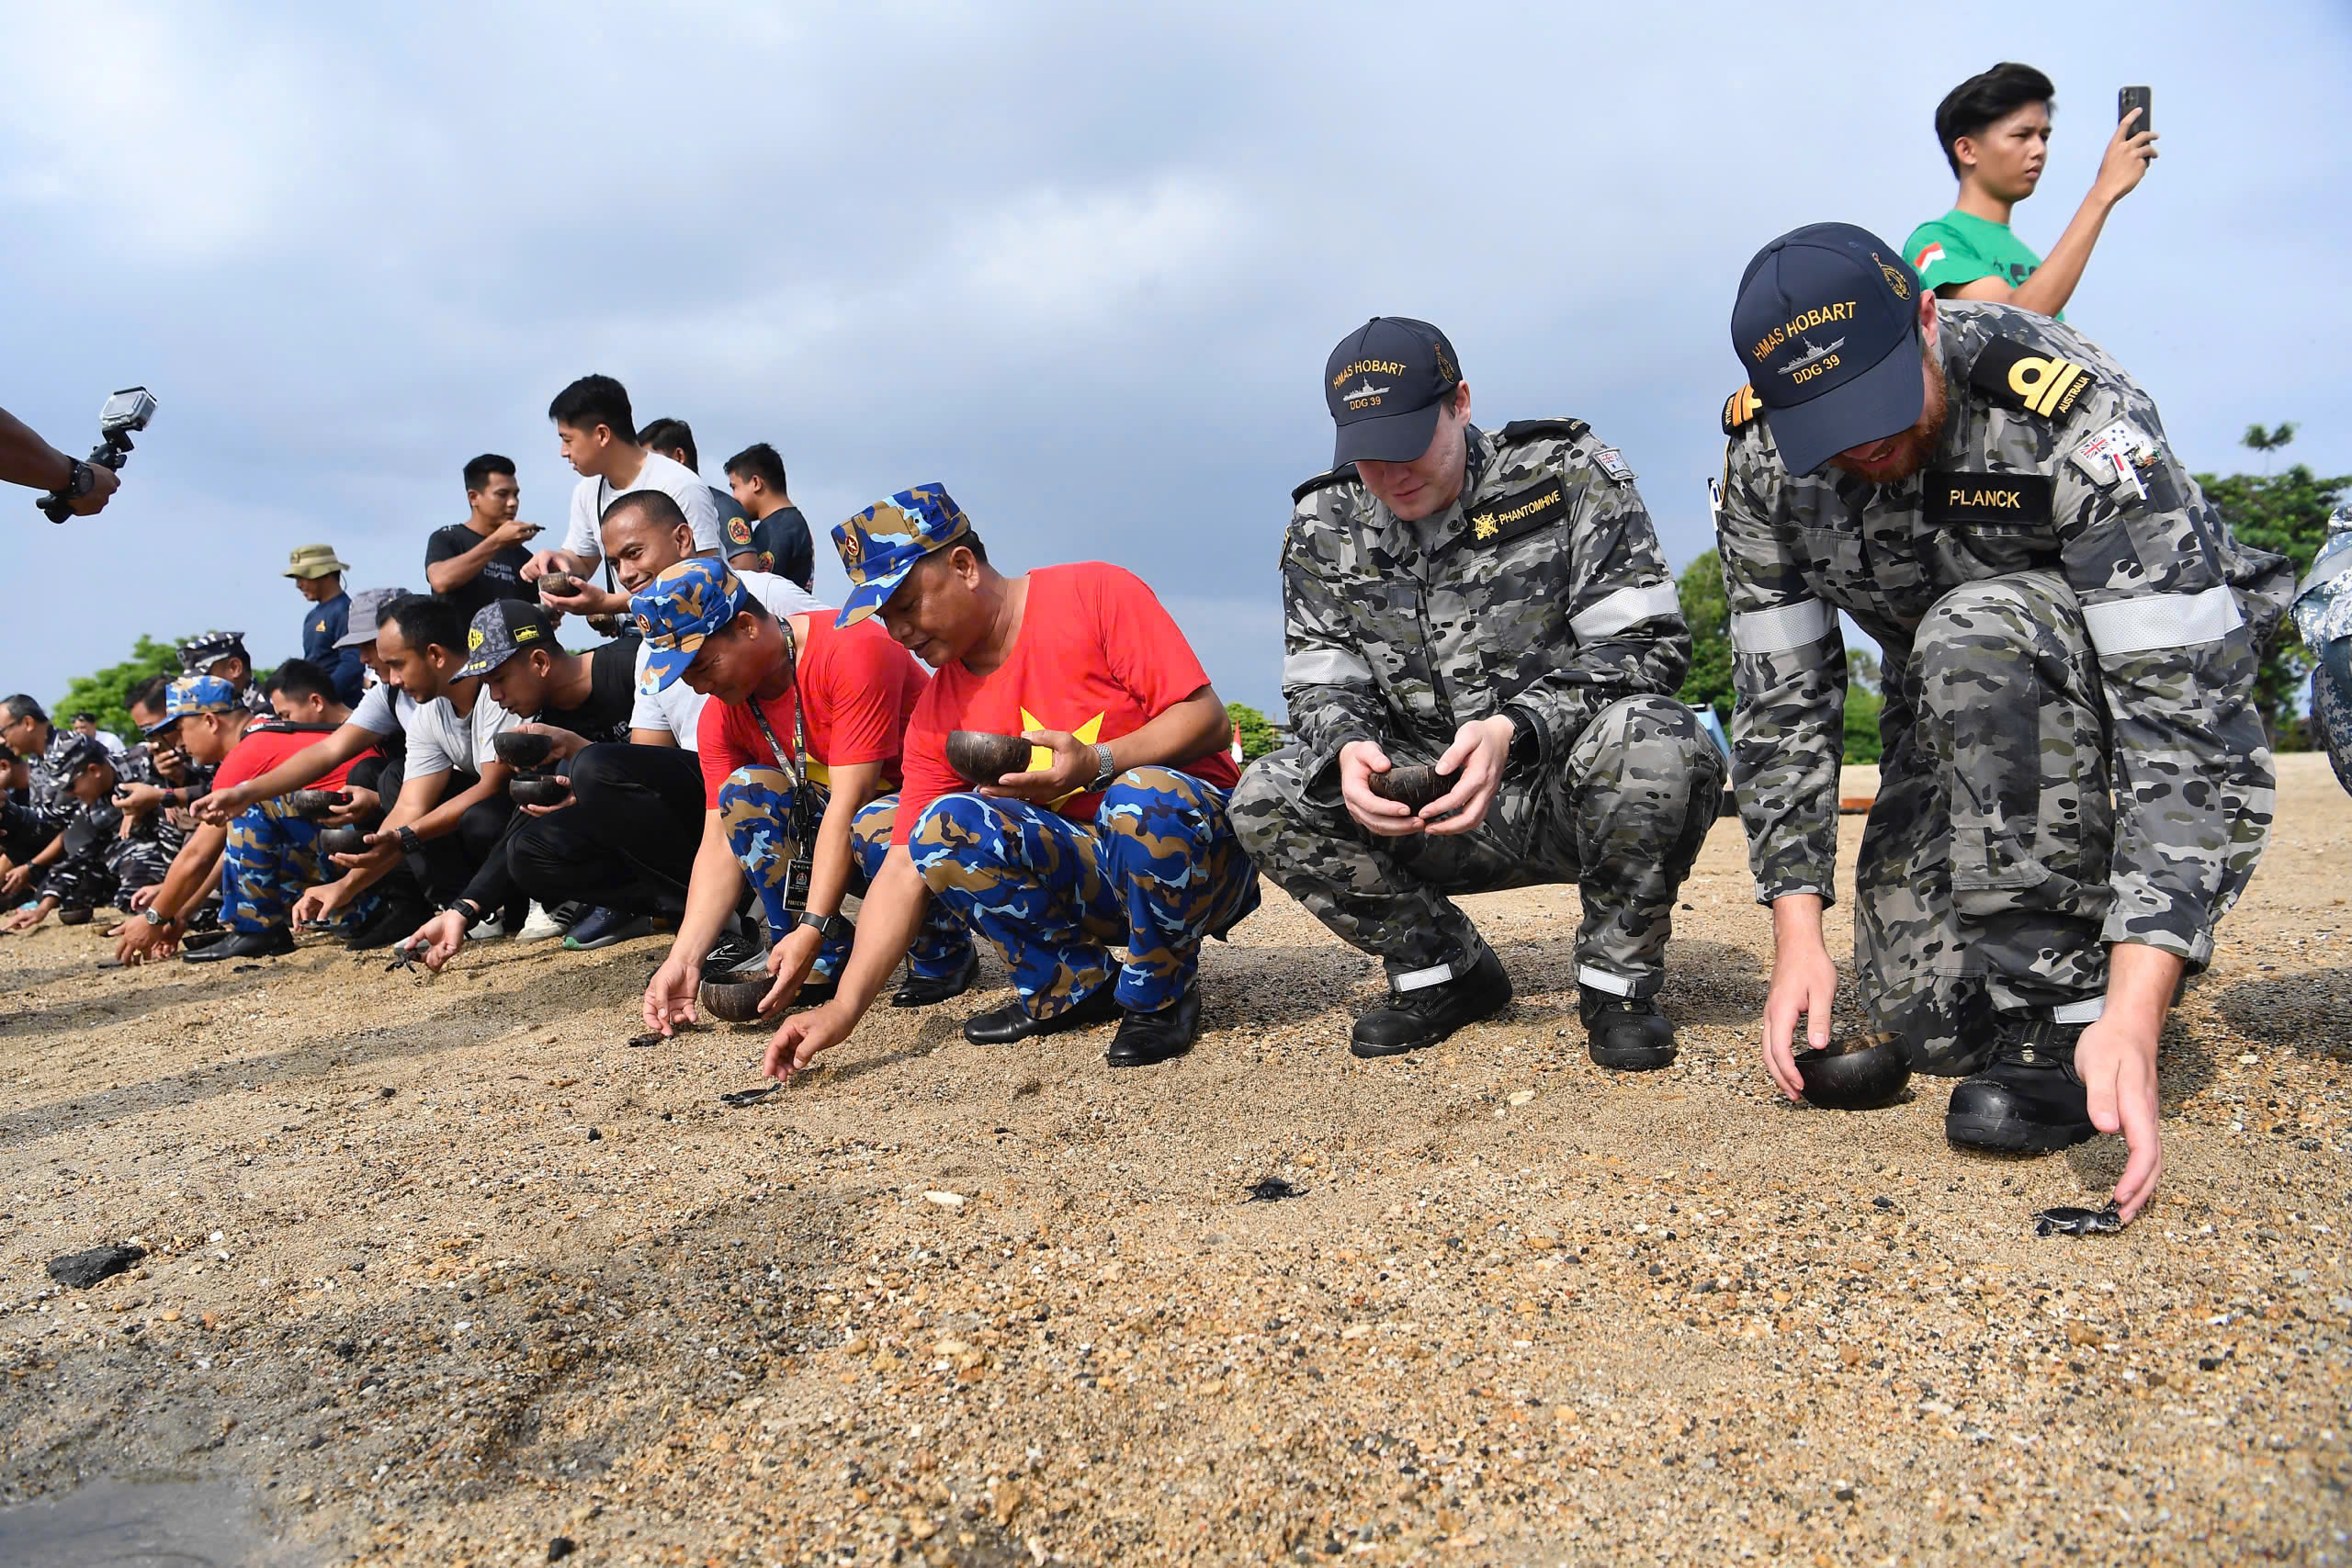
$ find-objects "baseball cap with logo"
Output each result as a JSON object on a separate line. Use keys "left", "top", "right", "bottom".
{"left": 1730, "top": 222, "right": 1927, "bottom": 477}
{"left": 52, "top": 732, "right": 112, "bottom": 774}
{"left": 457, "top": 599, "right": 558, "bottom": 679}
{"left": 629, "top": 558, "right": 750, "bottom": 693}
{"left": 1323, "top": 317, "right": 1463, "bottom": 468}
{"left": 282, "top": 543, "right": 351, "bottom": 580}
{"left": 335, "top": 586, "right": 413, "bottom": 649}
{"left": 177, "top": 631, "right": 249, "bottom": 674}
{"left": 152, "top": 675, "right": 242, "bottom": 732}
{"left": 831, "top": 484, "right": 971, "bottom": 629}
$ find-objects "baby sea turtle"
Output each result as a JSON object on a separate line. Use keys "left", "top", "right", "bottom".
{"left": 2032, "top": 1201, "right": 2123, "bottom": 1237}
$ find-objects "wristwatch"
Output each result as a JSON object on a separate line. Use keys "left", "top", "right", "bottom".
{"left": 797, "top": 909, "right": 854, "bottom": 944}
{"left": 60, "top": 460, "right": 94, "bottom": 502}
{"left": 396, "top": 826, "right": 424, "bottom": 856}
{"left": 141, "top": 905, "right": 172, "bottom": 928}
{"left": 1088, "top": 742, "right": 1116, "bottom": 791}
{"left": 1502, "top": 707, "right": 1542, "bottom": 778}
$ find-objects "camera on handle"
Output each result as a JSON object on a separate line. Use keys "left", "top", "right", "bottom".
{"left": 39, "top": 386, "right": 156, "bottom": 522}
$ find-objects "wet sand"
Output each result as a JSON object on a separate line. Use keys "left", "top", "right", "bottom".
{"left": 2, "top": 754, "right": 2346, "bottom": 1565}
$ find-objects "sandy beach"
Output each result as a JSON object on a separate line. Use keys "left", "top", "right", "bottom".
{"left": 2, "top": 753, "right": 2346, "bottom": 1566}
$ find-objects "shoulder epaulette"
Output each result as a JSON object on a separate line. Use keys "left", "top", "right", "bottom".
{"left": 1969, "top": 335, "right": 2098, "bottom": 422}
{"left": 1291, "top": 463, "right": 1359, "bottom": 504}
{"left": 1721, "top": 384, "right": 1761, "bottom": 436}
{"left": 1498, "top": 417, "right": 1591, "bottom": 445}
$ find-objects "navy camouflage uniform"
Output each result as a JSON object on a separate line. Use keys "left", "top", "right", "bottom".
{"left": 22, "top": 728, "right": 120, "bottom": 912}
{"left": 107, "top": 741, "right": 209, "bottom": 894}
{"left": 2293, "top": 507, "right": 2352, "bottom": 796}
{"left": 1718, "top": 299, "right": 2291, "bottom": 1070}
{"left": 906, "top": 768, "right": 1260, "bottom": 1019}
{"left": 1233, "top": 419, "right": 1724, "bottom": 1001}
{"left": 718, "top": 767, "right": 974, "bottom": 987}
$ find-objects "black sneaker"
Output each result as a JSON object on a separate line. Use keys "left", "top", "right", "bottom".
{"left": 564, "top": 908, "right": 657, "bottom": 951}
{"left": 1945, "top": 1020, "right": 2098, "bottom": 1153}
{"left": 963, "top": 982, "right": 1123, "bottom": 1045}
{"left": 1106, "top": 984, "right": 1200, "bottom": 1067}
{"left": 185, "top": 927, "right": 295, "bottom": 964}
{"left": 1580, "top": 987, "right": 1677, "bottom": 1071}
{"left": 344, "top": 898, "right": 428, "bottom": 952}
{"left": 703, "top": 929, "right": 764, "bottom": 976}
{"left": 1349, "top": 946, "right": 1512, "bottom": 1058}
{"left": 892, "top": 948, "right": 980, "bottom": 1009}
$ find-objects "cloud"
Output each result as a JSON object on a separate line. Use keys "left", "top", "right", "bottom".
{"left": 3, "top": 0, "right": 2346, "bottom": 716}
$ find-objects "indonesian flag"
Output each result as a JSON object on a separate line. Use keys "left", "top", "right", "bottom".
{"left": 1914, "top": 243, "right": 1945, "bottom": 271}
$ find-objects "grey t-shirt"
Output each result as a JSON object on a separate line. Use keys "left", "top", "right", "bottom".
{"left": 401, "top": 685, "right": 519, "bottom": 778}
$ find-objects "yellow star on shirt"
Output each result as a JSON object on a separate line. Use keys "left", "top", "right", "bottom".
{"left": 1021, "top": 706, "right": 1106, "bottom": 805}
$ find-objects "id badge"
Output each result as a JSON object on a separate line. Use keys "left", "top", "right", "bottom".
{"left": 785, "top": 852, "right": 814, "bottom": 911}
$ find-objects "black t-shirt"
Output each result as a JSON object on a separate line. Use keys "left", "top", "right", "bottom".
{"left": 539, "top": 637, "right": 641, "bottom": 744}
{"left": 425, "top": 524, "right": 536, "bottom": 624}
{"left": 748, "top": 505, "right": 816, "bottom": 592}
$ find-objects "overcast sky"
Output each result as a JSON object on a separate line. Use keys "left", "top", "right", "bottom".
{"left": 5, "top": 1, "right": 2346, "bottom": 714}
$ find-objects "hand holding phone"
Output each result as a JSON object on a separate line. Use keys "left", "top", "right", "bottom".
{"left": 2097, "top": 85, "right": 2159, "bottom": 204}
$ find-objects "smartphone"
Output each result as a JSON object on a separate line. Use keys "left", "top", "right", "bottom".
{"left": 2119, "top": 85, "right": 2153, "bottom": 136}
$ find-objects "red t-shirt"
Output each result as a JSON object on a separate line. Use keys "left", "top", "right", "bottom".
{"left": 697, "top": 615, "right": 930, "bottom": 807}
{"left": 893, "top": 562, "right": 1237, "bottom": 846}
{"left": 213, "top": 721, "right": 371, "bottom": 793}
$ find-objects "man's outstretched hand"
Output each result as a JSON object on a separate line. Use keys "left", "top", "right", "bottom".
{"left": 763, "top": 1000, "right": 854, "bottom": 1079}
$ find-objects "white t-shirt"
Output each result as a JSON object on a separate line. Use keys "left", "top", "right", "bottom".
{"left": 629, "top": 570, "right": 831, "bottom": 750}
{"left": 401, "top": 685, "right": 520, "bottom": 777}
{"left": 562, "top": 452, "right": 721, "bottom": 559}
{"left": 349, "top": 682, "right": 421, "bottom": 737}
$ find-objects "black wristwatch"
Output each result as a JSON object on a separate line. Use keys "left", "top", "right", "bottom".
{"left": 1502, "top": 707, "right": 1542, "bottom": 777}
{"left": 797, "top": 909, "right": 854, "bottom": 944}
{"left": 60, "top": 460, "right": 94, "bottom": 502}
{"left": 396, "top": 826, "right": 424, "bottom": 856}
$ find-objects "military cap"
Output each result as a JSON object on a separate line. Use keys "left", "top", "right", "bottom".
{"left": 154, "top": 675, "right": 242, "bottom": 730}
{"left": 1731, "top": 222, "right": 1925, "bottom": 476}
{"left": 630, "top": 558, "right": 750, "bottom": 693}
{"left": 177, "top": 631, "right": 250, "bottom": 673}
{"left": 1323, "top": 317, "right": 1463, "bottom": 468}
{"left": 831, "top": 483, "right": 971, "bottom": 629}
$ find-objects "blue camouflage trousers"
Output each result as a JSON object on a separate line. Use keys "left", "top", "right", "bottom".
{"left": 907, "top": 767, "right": 1261, "bottom": 1020}
{"left": 222, "top": 797, "right": 374, "bottom": 933}
{"left": 716, "top": 766, "right": 973, "bottom": 984}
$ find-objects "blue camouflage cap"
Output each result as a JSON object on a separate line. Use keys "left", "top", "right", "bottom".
{"left": 629, "top": 557, "right": 751, "bottom": 693}
{"left": 831, "top": 483, "right": 970, "bottom": 628}
{"left": 150, "top": 675, "right": 241, "bottom": 733}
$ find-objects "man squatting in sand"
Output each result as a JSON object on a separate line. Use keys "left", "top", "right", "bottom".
{"left": 1716, "top": 223, "right": 2290, "bottom": 1221}
{"left": 1232, "top": 317, "right": 1724, "bottom": 1066}
{"left": 629, "top": 552, "right": 979, "bottom": 1026}
{"left": 752, "top": 485, "right": 1261, "bottom": 1072}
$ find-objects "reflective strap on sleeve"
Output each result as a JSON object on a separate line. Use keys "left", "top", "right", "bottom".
{"left": 1728, "top": 597, "right": 1833, "bottom": 655}
{"left": 1568, "top": 581, "right": 1684, "bottom": 642}
{"left": 2080, "top": 584, "right": 2244, "bottom": 658}
{"left": 2050, "top": 995, "right": 2105, "bottom": 1024}
{"left": 1283, "top": 645, "right": 1375, "bottom": 688}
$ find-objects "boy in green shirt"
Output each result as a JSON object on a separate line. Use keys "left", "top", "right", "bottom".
{"left": 1905, "top": 62, "right": 2157, "bottom": 321}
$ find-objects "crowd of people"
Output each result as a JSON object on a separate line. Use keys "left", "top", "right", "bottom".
{"left": 4, "top": 63, "right": 2341, "bottom": 1234}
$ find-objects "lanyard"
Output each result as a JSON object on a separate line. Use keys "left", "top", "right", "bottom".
{"left": 742, "top": 618, "right": 815, "bottom": 839}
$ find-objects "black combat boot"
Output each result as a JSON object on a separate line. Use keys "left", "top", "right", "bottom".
{"left": 1944, "top": 1019, "right": 2098, "bottom": 1152}
{"left": 1580, "top": 987, "right": 1676, "bottom": 1071}
{"left": 1349, "top": 947, "right": 1512, "bottom": 1058}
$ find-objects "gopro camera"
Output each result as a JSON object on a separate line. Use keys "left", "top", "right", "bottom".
{"left": 39, "top": 385, "right": 157, "bottom": 523}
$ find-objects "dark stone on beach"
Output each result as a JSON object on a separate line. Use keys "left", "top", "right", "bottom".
{"left": 548, "top": 1536, "right": 578, "bottom": 1562}
{"left": 47, "top": 1244, "right": 145, "bottom": 1290}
